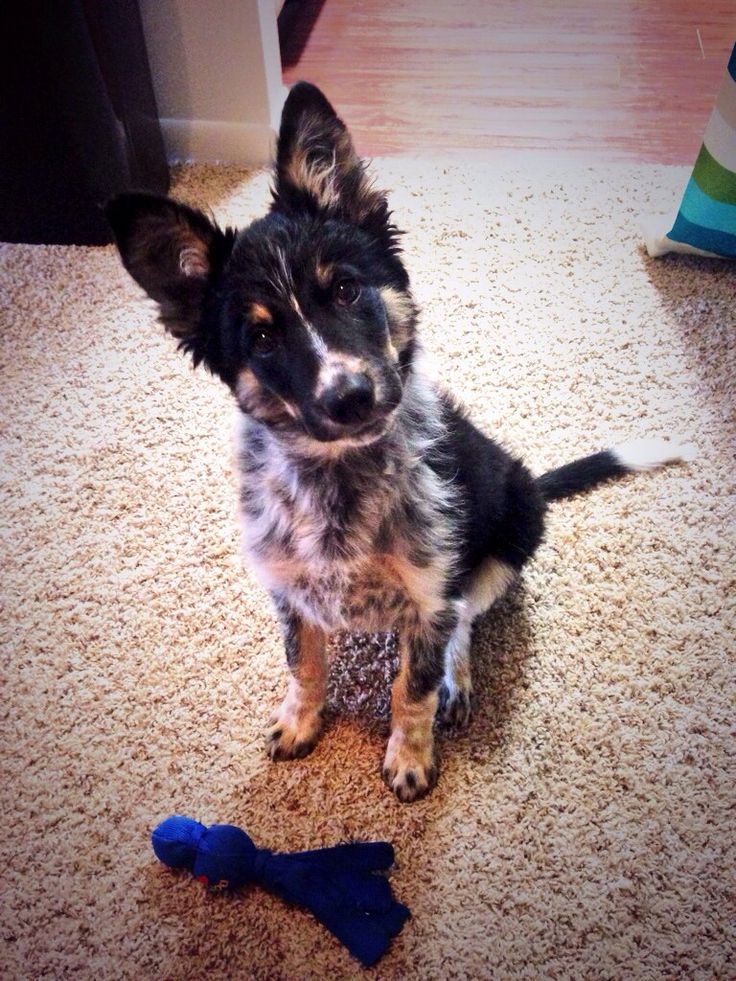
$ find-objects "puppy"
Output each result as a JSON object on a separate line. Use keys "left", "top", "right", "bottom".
{"left": 107, "top": 83, "right": 690, "bottom": 802}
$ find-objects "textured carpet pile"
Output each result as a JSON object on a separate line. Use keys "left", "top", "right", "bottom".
{"left": 1, "top": 159, "right": 734, "bottom": 979}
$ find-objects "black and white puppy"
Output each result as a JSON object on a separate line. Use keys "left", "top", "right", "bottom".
{"left": 107, "top": 83, "right": 690, "bottom": 802}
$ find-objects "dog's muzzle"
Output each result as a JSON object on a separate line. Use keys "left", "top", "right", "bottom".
{"left": 319, "top": 371, "right": 375, "bottom": 426}
{"left": 304, "top": 369, "right": 400, "bottom": 443}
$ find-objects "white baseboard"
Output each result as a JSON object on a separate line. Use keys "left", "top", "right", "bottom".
{"left": 160, "top": 117, "right": 278, "bottom": 165}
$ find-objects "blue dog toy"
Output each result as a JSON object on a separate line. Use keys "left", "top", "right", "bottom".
{"left": 151, "top": 816, "right": 410, "bottom": 967}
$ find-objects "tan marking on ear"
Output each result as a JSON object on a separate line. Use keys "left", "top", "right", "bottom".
{"left": 288, "top": 137, "right": 339, "bottom": 210}
{"left": 285, "top": 117, "right": 356, "bottom": 211}
{"left": 178, "top": 241, "right": 209, "bottom": 278}
{"left": 249, "top": 303, "right": 273, "bottom": 324}
{"left": 282, "top": 113, "right": 388, "bottom": 223}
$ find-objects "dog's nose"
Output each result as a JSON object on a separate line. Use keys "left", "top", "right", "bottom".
{"left": 321, "top": 372, "right": 375, "bottom": 425}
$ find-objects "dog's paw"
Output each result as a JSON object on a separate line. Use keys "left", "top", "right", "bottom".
{"left": 382, "top": 734, "right": 438, "bottom": 803}
{"left": 266, "top": 702, "right": 323, "bottom": 761}
{"left": 437, "top": 680, "right": 473, "bottom": 731}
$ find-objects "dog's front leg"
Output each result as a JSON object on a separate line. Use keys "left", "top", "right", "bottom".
{"left": 266, "top": 603, "right": 328, "bottom": 761}
{"left": 383, "top": 612, "right": 456, "bottom": 802}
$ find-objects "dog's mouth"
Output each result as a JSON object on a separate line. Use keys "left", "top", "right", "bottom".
{"left": 301, "top": 405, "right": 399, "bottom": 445}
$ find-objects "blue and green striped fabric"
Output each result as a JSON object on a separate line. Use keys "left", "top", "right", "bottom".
{"left": 646, "top": 42, "right": 736, "bottom": 258}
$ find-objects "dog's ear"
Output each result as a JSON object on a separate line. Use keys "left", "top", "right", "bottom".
{"left": 106, "top": 193, "right": 235, "bottom": 355}
{"left": 273, "top": 82, "right": 392, "bottom": 239}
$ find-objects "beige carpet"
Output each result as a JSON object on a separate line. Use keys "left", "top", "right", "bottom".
{"left": 1, "top": 158, "right": 734, "bottom": 980}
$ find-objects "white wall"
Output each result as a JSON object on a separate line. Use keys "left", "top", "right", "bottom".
{"left": 138, "top": 0, "right": 288, "bottom": 164}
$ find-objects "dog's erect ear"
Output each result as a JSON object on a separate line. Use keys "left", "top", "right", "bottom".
{"left": 106, "top": 193, "right": 235, "bottom": 353}
{"left": 273, "top": 82, "right": 393, "bottom": 239}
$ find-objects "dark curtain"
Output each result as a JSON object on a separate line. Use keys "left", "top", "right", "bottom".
{"left": 0, "top": 0, "right": 169, "bottom": 245}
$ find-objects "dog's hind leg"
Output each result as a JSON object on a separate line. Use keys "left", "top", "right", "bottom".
{"left": 266, "top": 604, "right": 329, "bottom": 761}
{"left": 437, "top": 603, "right": 474, "bottom": 730}
{"left": 438, "top": 558, "right": 517, "bottom": 731}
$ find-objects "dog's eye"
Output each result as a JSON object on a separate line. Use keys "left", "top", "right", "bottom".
{"left": 250, "top": 329, "right": 277, "bottom": 356}
{"left": 334, "top": 278, "right": 361, "bottom": 306}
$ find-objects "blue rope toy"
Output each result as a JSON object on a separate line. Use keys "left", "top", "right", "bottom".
{"left": 151, "top": 816, "right": 410, "bottom": 968}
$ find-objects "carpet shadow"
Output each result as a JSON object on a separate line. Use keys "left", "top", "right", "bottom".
{"left": 461, "top": 581, "right": 534, "bottom": 754}
{"left": 641, "top": 250, "right": 736, "bottom": 445}
{"left": 327, "top": 631, "right": 398, "bottom": 730}
{"left": 325, "top": 581, "right": 535, "bottom": 761}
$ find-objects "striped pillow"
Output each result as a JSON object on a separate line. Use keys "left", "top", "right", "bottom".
{"left": 644, "top": 42, "right": 736, "bottom": 258}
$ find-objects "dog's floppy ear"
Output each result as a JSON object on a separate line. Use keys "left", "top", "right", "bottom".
{"left": 273, "top": 82, "right": 393, "bottom": 241}
{"left": 106, "top": 193, "right": 235, "bottom": 357}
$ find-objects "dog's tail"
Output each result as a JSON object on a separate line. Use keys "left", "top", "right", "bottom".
{"left": 536, "top": 438, "right": 696, "bottom": 503}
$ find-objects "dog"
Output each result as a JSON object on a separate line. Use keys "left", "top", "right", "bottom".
{"left": 106, "top": 82, "right": 691, "bottom": 802}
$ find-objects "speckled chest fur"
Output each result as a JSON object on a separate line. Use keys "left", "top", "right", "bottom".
{"left": 234, "top": 377, "right": 458, "bottom": 636}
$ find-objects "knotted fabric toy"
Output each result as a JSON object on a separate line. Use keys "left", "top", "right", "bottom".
{"left": 151, "top": 815, "right": 410, "bottom": 967}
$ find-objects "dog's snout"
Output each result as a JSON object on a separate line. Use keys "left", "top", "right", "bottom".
{"left": 321, "top": 372, "right": 375, "bottom": 425}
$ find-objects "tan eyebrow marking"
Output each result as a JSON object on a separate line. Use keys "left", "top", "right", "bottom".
{"left": 315, "top": 261, "right": 334, "bottom": 289}
{"left": 248, "top": 303, "right": 273, "bottom": 325}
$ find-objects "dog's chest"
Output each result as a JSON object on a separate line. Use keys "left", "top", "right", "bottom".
{"left": 237, "top": 439, "right": 448, "bottom": 631}
{"left": 273, "top": 555, "right": 430, "bottom": 633}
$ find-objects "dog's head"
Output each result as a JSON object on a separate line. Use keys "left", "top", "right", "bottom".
{"left": 107, "top": 83, "right": 418, "bottom": 449}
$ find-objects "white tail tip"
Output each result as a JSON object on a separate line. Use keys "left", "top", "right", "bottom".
{"left": 611, "top": 438, "right": 697, "bottom": 472}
